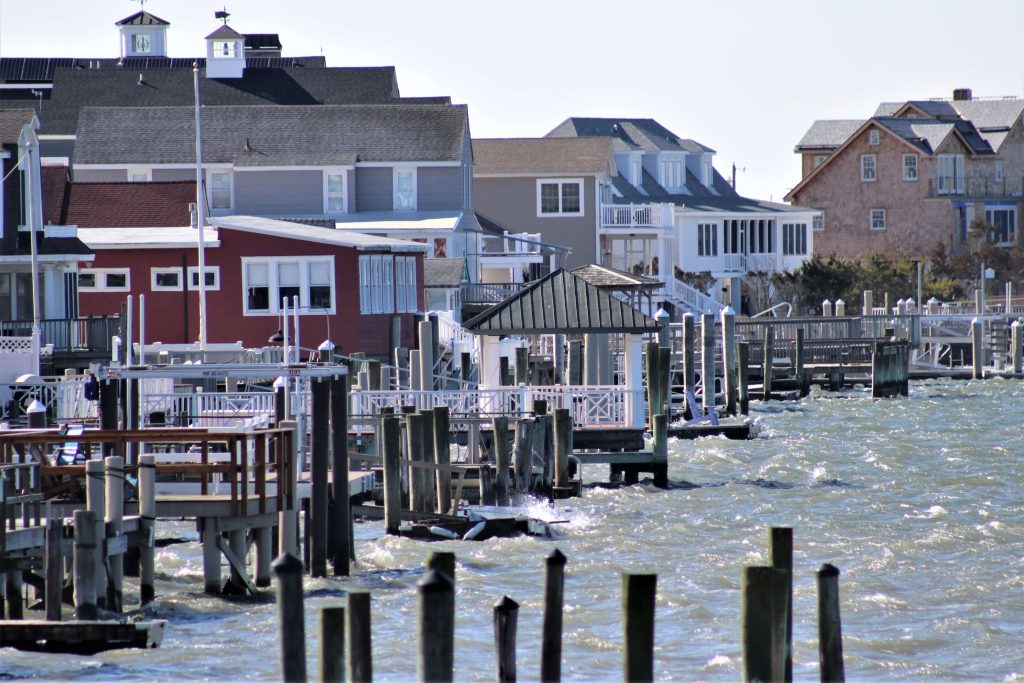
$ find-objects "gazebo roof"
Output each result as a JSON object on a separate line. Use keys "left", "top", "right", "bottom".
{"left": 570, "top": 264, "right": 663, "bottom": 291}
{"left": 463, "top": 268, "right": 660, "bottom": 336}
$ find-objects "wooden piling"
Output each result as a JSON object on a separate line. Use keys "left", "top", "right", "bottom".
{"left": 255, "top": 526, "right": 273, "bottom": 589}
{"left": 419, "top": 320, "right": 435, "bottom": 391}
{"left": 73, "top": 509, "right": 98, "bottom": 621}
{"left": 762, "top": 326, "right": 775, "bottom": 401}
{"left": 274, "top": 553, "right": 307, "bottom": 683}
{"left": 652, "top": 414, "right": 668, "bottom": 488}
{"left": 346, "top": 591, "right": 373, "bottom": 683}
{"left": 741, "top": 566, "right": 788, "bottom": 683}
{"left": 515, "top": 346, "right": 530, "bottom": 386}
{"left": 567, "top": 340, "right": 583, "bottom": 385}
{"left": 4, "top": 565, "right": 23, "bottom": 619}
{"left": 682, "top": 313, "right": 696, "bottom": 401}
{"left": 105, "top": 455, "right": 125, "bottom": 612}
{"left": 795, "top": 328, "right": 808, "bottom": 396}
{"left": 410, "top": 349, "right": 422, "bottom": 392}
{"left": 319, "top": 606, "right": 345, "bottom": 683}
{"left": 310, "top": 378, "right": 331, "bottom": 578}
{"left": 139, "top": 453, "right": 156, "bottom": 604}
{"left": 770, "top": 527, "right": 794, "bottom": 682}
{"left": 622, "top": 573, "right": 657, "bottom": 683}
{"left": 1012, "top": 320, "right": 1023, "bottom": 374}
{"left": 553, "top": 408, "right": 572, "bottom": 491}
{"left": 479, "top": 459, "right": 496, "bottom": 506}
{"left": 541, "top": 549, "right": 566, "bottom": 683}
{"left": 721, "top": 307, "right": 737, "bottom": 416}
{"left": 278, "top": 420, "right": 300, "bottom": 560}
{"left": 493, "top": 417, "right": 511, "bottom": 506}
{"left": 460, "top": 351, "right": 472, "bottom": 385}
{"left": 202, "top": 518, "right": 222, "bottom": 594}
{"left": 971, "top": 317, "right": 985, "bottom": 379}
{"left": 433, "top": 406, "right": 452, "bottom": 514}
{"left": 85, "top": 459, "right": 105, "bottom": 608}
{"left": 382, "top": 415, "right": 402, "bottom": 535}
{"left": 817, "top": 564, "right": 846, "bottom": 683}
{"left": 737, "top": 342, "right": 750, "bottom": 415}
{"left": 407, "top": 413, "right": 429, "bottom": 513}
{"left": 700, "top": 314, "right": 717, "bottom": 415}
{"left": 645, "top": 341, "right": 663, "bottom": 420}
{"left": 418, "top": 410, "right": 438, "bottom": 514}
{"left": 330, "top": 376, "right": 352, "bottom": 576}
{"left": 513, "top": 419, "right": 534, "bottom": 492}
{"left": 494, "top": 595, "right": 519, "bottom": 683}
{"left": 45, "top": 517, "right": 63, "bottom": 621}
{"left": 417, "top": 570, "right": 455, "bottom": 683}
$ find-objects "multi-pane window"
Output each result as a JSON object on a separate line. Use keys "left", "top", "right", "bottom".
{"left": 995, "top": 160, "right": 1004, "bottom": 182}
{"left": 242, "top": 257, "right": 334, "bottom": 315}
{"left": 861, "top": 154, "right": 876, "bottom": 182}
{"left": 782, "top": 223, "right": 807, "bottom": 255}
{"left": 325, "top": 173, "right": 345, "bottom": 212}
{"left": 937, "top": 154, "right": 964, "bottom": 195}
{"left": 869, "top": 129, "right": 880, "bottom": 146}
{"left": 903, "top": 154, "right": 918, "bottom": 181}
{"left": 187, "top": 267, "right": 220, "bottom": 291}
{"left": 213, "top": 40, "right": 238, "bottom": 57}
{"left": 702, "top": 158, "right": 713, "bottom": 187}
{"left": 537, "top": 179, "right": 583, "bottom": 215}
{"left": 986, "top": 206, "right": 1016, "bottom": 244}
{"left": 813, "top": 155, "right": 827, "bottom": 168}
{"left": 360, "top": 255, "right": 418, "bottom": 314}
{"left": 697, "top": 223, "right": 718, "bottom": 256}
{"left": 394, "top": 169, "right": 416, "bottom": 211}
{"left": 813, "top": 214, "right": 824, "bottom": 232}
{"left": 661, "top": 160, "right": 684, "bottom": 190}
{"left": 210, "top": 172, "right": 232, "bottom": 210}
{"left": 78, "top": 268, "right": 130, "bottom": 292}
{"left": 870, "top": 209, "right": 886, "bottom": 230}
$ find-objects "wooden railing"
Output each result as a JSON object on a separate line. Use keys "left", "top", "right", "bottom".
{"left": 0, "top": 315, "right": 120, "bottom": 354}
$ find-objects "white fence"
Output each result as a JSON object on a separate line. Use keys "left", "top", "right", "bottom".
{"left": 601, "top": 203, "right": 674, "bottom": 228}
{"left": 350, "top": 385, "right": 641, "bottom": 429}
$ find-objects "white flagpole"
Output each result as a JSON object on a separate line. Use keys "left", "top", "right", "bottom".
{"left": 193, "top": 65, "right": 208, "bottom": 351}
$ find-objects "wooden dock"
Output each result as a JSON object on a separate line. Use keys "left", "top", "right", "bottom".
{"left": 0, "top": 619, "right": 165, "bottom": 654}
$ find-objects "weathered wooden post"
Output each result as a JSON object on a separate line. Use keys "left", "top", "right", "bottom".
{"left": 382, "top": 415, "right": 402, "bottom": 535}
{"left": 310, "top": 378, "right": 331, "bottom": 578}
{"left": 319, "top": 605, "right": 345, "bottom": 683}
{"left": 278, "top": 420, "right": 300, "bottom": 561}
{"left": 407, "top": 412, "right": 430, "bottom": 513}
{"left": 417, "top": 570, "right": 455, "bottom": 683}
{"left": 515, "top": 346, "right": 530, "bottom": 386}
{"left": 681, "top": 313, "right": 696, "bottom": 401}
{"left": 139, "top": 453, "right": 157, "bottom": 604}
{"left": 410, "top": 349, "right": 422, "bottom": 392}
{"left": 553, "top": 408, "right": 572, "bottom": 494}
{"left": 493, "top": 416, "right": 511, "bottom": 506}
{"left": 567, "top": 340, "right": 583, "bottom": 385}
{"left": 419, "top": 320, "right": 436, "bottom": 392}
{"left": 85, "top": 458, "right": 106, "bottom": 607}
{"left": 274, "top": 553, "right": 307, "bottom": 682}
{"left": 494, "top": 595, "right": 519, "bottom": 683}
{"left": 419, "top": 409, "right": 438, "bottom": 513}
{"left": 701, "top": 314, "right": 716, "bottom": 415}
{"left": 512, "top": 418, "right": 534, "bottom": 492}
{"left": 741, "top": 566, "right": 788, "bottom": 683}
{"left": 770, "top": 527, "right": 794, "bottom": 682}
{"left": 652, "top": 413, "right": 668, "bottom": 488}
{"left": 817, "top": 564, "right": 846, "bottom": 683}
{"left": 862, "top": 289, "right": 873, "bottom": 316}
{"left": 433, "top": 406, "right": 452, "bottom": 515}
{"left": 347, "top": 591, "right": 373, "bottom": 683}
{"left": 795, "top": 327, "right": 807, "bottom": 396}
{"left": 737, "top": 342, "right": 750, "bottom": 415}
{"left": 395, "top": 347, "right": 410, "bottom": 389}
{"left": 1012, "top": 319, "right": 1023, "bottom": 374}
{"left": 73, "top": 509, "right": 98, "bottom": 621}
{"left": 721, "top": 306, "right": 737, "bottom": 415}
{"left": 645, "top": 341, "right": 663, "bottom": 421}
{"left": 45, "top": 516, "right": 63, "bottom": 620}
{"left": 105, "top": 455, "right": 125, "bottom": 612}
{"left": 762, "top": 325, "right": 775, "bottom": 401}
{"left": 330, "top": 376, "right": 351, "bottom": 576}
{"left": 460, "top": 351, "right": 472, "bottom": 385}
{"left": 971, "top": 317, "right": 985, "bottom": 379}
{"left": 623, "top": 573, "right": 657, "bottom": 683}
{"left": 541, "top": 549, "right": 567, "bottom": 682}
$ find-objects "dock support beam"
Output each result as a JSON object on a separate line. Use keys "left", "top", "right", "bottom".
{"left": 701, "top": 314, "right": 716, "bottom": 415}
{"left": 310, "top": 378, "right": 331, "bottom": 578}
{"left": 331, "top": 376, "right": 352, "bottom": 575}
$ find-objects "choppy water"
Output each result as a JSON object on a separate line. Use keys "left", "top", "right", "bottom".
{"left": 4, "top": 379, "right": 1023, "bottom": 681}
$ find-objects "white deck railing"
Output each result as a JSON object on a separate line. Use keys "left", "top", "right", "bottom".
{"left": 601, "top": 203, "right": 674, "bottom": 228}
{"left": 350, "top": 385, "right": 641, "bottom": 428}
{"left": 671, "top": 278, "right": 725, "bottom": 315}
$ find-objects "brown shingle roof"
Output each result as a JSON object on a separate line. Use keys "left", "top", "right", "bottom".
{"left": 44, "top": 173, "right": 196, "bottom": 228}
{"left": 0, "top": 109, "right": 34, "bottom": 144}
{"left": 472, "top": 137, "right": 613, "bottom": 175}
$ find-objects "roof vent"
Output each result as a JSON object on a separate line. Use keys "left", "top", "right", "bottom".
{"left": 953, "top": 88, "right": 972, "bottom": 101}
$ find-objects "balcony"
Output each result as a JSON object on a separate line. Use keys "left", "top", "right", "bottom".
{"left": 0, "top": 315, "right": 120, "bottom": 355}
{"left": 481, "top": 231, "right": 544, "bottom": 257}
{"left": 601, "top": 203, "right": 675, "bottom": 229}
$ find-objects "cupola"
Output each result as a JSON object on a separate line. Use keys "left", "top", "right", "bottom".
{"left": 205, "top": 24, "right": 246, "bottom": 78}
{"left": 116, "top": 11, "right": 170, "bottom": 59}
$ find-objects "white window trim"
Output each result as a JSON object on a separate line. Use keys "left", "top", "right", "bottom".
{"left": 985, "top": 206, "right": 1016, "bottom": 246}
{"left": 937, "top": 154, "right": 965, "bottom": 195}
{"left": 869, "top": 129, "right": 880, "bottom": 146}
{"left": 151, "top": 267, "right": 183, "bottom": 292}
{"left": 323, "top": 169, "right": 348, "bottom": 214}
{"left": 813, "top": 213, "right": 825, "bottom": 232}
{"left": 902, "top": 154, "right": 918, "bottom": 181}
{"left": 861, "top": 154, "right": 876, "bottom": 182}
{"left": 79, "top": 268, "right": 131, "bottom": 292}
{"left": 697, "top": 222, "right": 718, "bottom": 257}
{"left": 127, "top": 168, "right": 152, "bottom": 182}
{"left": 241, "top": 256, "right": 335, "bottom": 316}
{"left": 535, "top": 178, "right": 585, "bottom": 217}
{"left": 782, "top": 223, "right": 808, "bottom": 256}
{"left": 208, "top": 170, "right": 234, "bottom": 213}
{"left": 393, "top": 168, "right": 417, "bottom": 212}
{"left": 187, "top": 266, "right": 221, "bottom": 292}
{"left": 870, "top": 209, "right": 886, "bottom": 231}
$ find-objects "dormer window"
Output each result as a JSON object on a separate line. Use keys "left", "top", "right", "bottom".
{"left": 660, "top": 160, "right": 684, "bottom": 191}
{"left": 702, "top": 158, "right": 713, "bottom": 187}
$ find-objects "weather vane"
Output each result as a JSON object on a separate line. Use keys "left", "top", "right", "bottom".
{"left": 131, "top": 0, "right": 148, "bottom": 7}
{"left": 215, "top": 7, "right": 231, "bottom": 24}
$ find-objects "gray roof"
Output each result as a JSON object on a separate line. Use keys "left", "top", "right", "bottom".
{"left": 473, "top": 137, "right": 613, "bottom": 175}
{"left": 570, "top": 264, "right": 662, "bottom": 290}
{"left": 546, "top": 117, "right": 714, "bottom": 154}
{"left": 73, "top": 104, "right": 467, "bottom": 166}
{"left": 0, "top": 109, "right": 34, "bottom": 144}
{"left": 463, "top": 268, "right": 659, "bottom": 336}
{"left": 795, "top": 120, "right": 865, "bottom": 150}
{"left": 116, "top": 11, "right": 169, "bottom": 26}
{"left": 206, "top": 25, "right": 244, "bottom": 40}
{"left": 874, "top": 100, "right": 959, "bottom": 119}
{"left": 874, "top": 118, "right": 956, "bottom": 154}
{"left": 20, "top": 65, "right": 411, "bottom": 135}
{"left": 424, "top": 258, "right": 467, "bottom": 288}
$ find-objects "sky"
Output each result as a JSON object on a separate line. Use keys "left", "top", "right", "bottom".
{"left": 2, "top": 0, "right": 1023, "bottom": 203}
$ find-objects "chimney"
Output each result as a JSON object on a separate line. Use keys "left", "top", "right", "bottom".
{"left": 953, "top": 88, "right": 972, "bottom": 102}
